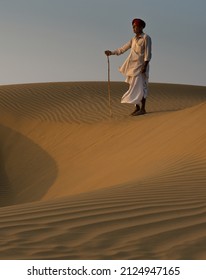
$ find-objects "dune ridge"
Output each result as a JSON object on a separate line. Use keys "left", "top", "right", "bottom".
{"left": 0, "top": 82, "right": 206, "bottom": 259}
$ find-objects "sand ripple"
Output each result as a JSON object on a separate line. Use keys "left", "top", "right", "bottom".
{"left": 0, "top": 82, "right": 206, "bottom": 259}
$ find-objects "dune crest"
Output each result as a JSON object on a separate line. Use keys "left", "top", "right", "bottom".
{"left": 0, "top": 82, "right": 206, "bottom": 259}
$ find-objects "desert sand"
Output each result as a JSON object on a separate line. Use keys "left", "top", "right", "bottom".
{"left": 0, "top": 81, "right": 206, "bottom": 260}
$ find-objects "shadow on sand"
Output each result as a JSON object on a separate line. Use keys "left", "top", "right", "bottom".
{"left": 0, "top": 125, "right": 58, "bottom": 207}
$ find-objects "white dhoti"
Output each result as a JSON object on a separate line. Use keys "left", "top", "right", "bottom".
{"left": 121, "top": 74, "right": 148, "bottom": 105}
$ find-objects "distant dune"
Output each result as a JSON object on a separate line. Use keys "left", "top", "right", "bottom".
{"left": 0, "top": 81, "right": 206, "bottom": 259}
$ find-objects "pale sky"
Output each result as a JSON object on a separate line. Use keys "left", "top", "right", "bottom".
{"left": 0, "top": 0, "right": 205, "bottom": 86}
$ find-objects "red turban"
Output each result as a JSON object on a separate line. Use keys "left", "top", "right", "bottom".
{"left": 132, "top": 18, "right": 146, "bottom": 28}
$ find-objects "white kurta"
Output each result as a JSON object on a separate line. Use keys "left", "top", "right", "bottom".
{"left": 113, "top": 33, "right": 152, "bottom": 105}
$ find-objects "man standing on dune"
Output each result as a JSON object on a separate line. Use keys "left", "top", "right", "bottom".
{"left": 105, "top": 18, "right": 152, "bottom": 116}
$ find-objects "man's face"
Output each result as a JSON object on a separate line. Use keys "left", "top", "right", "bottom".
{"left": 133, "top": 24, "right": 143, "bottom": 34}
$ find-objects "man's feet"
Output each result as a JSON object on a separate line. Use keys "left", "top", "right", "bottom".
{"left": 131, "top": 105, "right": 140, "bottom": 116}
{"left": 132, "top": 108, "right": 146, "bottom": 116}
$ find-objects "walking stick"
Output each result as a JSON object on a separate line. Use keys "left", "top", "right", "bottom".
{"left": 107, "top": 55, "right": 113, "bottom": 117}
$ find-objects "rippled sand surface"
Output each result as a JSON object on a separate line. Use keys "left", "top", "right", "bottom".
{"left": 0, "top": 82, "right": 206, "bottom": 259}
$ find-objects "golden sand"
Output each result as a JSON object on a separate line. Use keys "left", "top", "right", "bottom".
{"left": 0, "top": 82, "right": 205, "bottom": 259}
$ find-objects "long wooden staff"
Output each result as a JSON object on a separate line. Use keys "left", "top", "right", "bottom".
{"left": 107, "top": 55, "right": 113, "bottom": 117}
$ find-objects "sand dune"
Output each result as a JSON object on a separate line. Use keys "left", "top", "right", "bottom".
{"left": 0, "top": 82, "right": 206, "bottom": 259}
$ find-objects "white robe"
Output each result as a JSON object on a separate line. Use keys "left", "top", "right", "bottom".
{"left": 113, "top": 33, "right": 152, "bottom": 105}
{"left": 121, "top": 74, "right": 148, "bottom": 105}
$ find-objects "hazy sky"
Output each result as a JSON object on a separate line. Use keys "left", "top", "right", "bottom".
{"left": 0, "top": 0, "right": 206, "bottom": 86}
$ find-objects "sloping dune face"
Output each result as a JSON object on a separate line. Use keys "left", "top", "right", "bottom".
{"left": 0, "top": 82, "right": 206, "bottom": 259}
